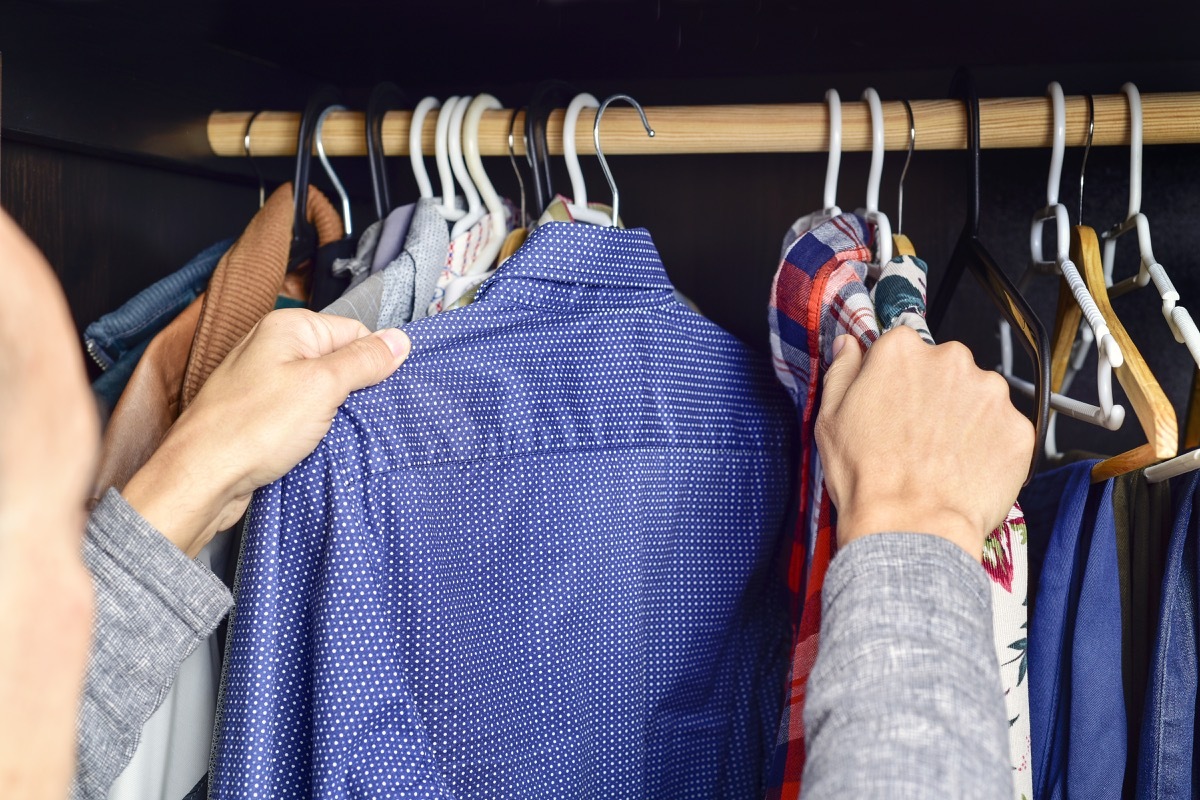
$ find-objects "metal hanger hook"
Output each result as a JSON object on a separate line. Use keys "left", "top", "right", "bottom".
{"left": 242, "top": 110, "right": 266, "bottom": 209}
{"left": 1079, "top": 94, "right": 1095, "bottom": 225}
{"left": 897, "top": 99, "right": 915, "bottom": 234}
{"left": 507, "top": 107, "right": 528, "bottom": 226}
{"left": 593, "top": 94, "right": 655, "bottom": 227}
{"left": 315, "top": 104, "right": 353, "bottom": 237}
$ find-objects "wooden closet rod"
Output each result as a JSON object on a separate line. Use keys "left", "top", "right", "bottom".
{"left": 209, "top": 93, "right": 1200, "bottom": 158}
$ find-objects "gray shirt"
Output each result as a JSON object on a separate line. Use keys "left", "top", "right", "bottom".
{"left": 71, "top": 494, "right": 1008, "bottom": 799}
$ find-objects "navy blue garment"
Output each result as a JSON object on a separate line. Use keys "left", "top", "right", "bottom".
{"left": 212, "top": 222, "right": 796, "bottom": 799}
{"left": 1137, "top": 472, "right": 1200, "bottom": 798}
{"left": 1068, "top": 477, "right": 1125, "bottom": 797}
{"left": 84, "top": 239, "right": 232, "bottom": 410}
{"left": 1021, "top": 460, "right": 1098, "bottom": 799}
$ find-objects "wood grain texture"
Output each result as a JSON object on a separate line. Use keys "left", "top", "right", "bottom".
{"left": 1072, "top": 225, "right": 1179, "bottom": 481}
{"left": 208, "top": 93, "right": 1200, "bottom": 158}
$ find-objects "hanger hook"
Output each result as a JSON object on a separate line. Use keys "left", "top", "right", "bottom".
{"left": 823, "top": 89, "right": 842, "bottom": 213}
{"left": 897, "top": 99, "right": 915, "bottom": 235}
{"left": 507, "top": 107, "right": 528, "bottom": 227}
{"left": 1122, "top": 82, "right": 1143, "bottom": 220}
{"left": 1079, "top": 94, "right": 1095, "bottom": 225}
{"left": 1046, "top": 82, "right": 1066, "bottom": 207}
{"left": 315, "top": 104, "right": 353, "bottom": 237}
{"left": 242, "top": 110, "right": 266, "bottom": 209}
{"left": 861, "top": 88, "right": 884, "bottom": 214}
{"left": 593, "top": 94, "right": 655, "bottom": 227}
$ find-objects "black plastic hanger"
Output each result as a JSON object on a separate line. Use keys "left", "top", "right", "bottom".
{"left": 926, "top": 69, "right": 1050, "bottom": 484}
{"left": 366, "top": 82, "right": 410, "bottom": 223}
{"left": 525, "top": 80, "right": 579, "bottom": 216}
{"left": 288, "top": 84, "right": 342, "bottom": 273}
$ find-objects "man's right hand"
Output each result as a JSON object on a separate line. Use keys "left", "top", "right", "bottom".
{"left": 814, "top": 326, "right": 1035, "bottom": 561}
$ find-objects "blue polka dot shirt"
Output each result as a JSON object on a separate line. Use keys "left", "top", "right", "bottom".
{"left": 211, "top": 222, "right": 797, "bottom": 799}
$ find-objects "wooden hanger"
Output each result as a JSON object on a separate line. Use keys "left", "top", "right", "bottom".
{"left": 1072, "top": 225, "right": 1177, "bottom": 481}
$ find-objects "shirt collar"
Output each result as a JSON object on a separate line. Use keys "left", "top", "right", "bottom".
{"left": 477, "top": 221, "right": 674, "bottom": 299}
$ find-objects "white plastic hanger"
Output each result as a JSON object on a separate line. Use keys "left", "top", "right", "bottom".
{"left": 433, "top": 96, "right": 466, "bottom": 222}
{"left": 462, "top": 94, "right": 507, "bottom": 272}
{"left": 438, "top": 94, "right": 509, "bottom": 307}
{"left": 562, "top": 93, "right": 614, "bottom": 226}
{"left": 1000, "top": 82, "right": 1125, "bottom": 453}
{"left": 855, "top": 88, "right": 892, "bottom": 275}
{"left": 314, "top": 105, "right": 353, "bottom": 236}
{"left": 593, "top": 94, "right": 655, "bottom": 228}
{"left": 1102, "top": 82, "right": 1200, "bottom": 368}
{"left": 818, "top": 89, "right": 842, "bottom": 222}
{"left": 449, "top": 95, "right": 484, "bottom": 238}
{"left": 409, "top": 96, "right": 440, "bottom": 200}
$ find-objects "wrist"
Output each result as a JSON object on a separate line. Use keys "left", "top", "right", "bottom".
{"left": 836, "top": 503, "right": 985, "bottom": 563}
{"left": 121, "top": 413, "right": 244, "bottom": 558}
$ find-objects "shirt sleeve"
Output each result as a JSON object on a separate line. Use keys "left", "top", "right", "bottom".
{"left": 801, "top": 532, "right": 1013, "bottom": 800}
{"left": 71, "top": 488, "right": 234, "bottom": 800}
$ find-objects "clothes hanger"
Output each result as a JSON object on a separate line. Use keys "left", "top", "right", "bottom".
{"left": 857, "top": 88, "right": 892, "bottom": 275}
{"left": 438, "top": 94, "right": 511, "bottom": 309}
{"left": 288, "top": 84, "right": 342, "bottom": 272}
{"left": 409, "top": 96, "right": 441, "bottom": 201}
{"left": 496, "top": 107, "right": 531, "bottom": 266}
{"left": 526, "top": 80, "right": 581, "bottom": 216}
{"left": 1075, "top": 226, "right": 1177, "bottom": 482}
{"left": 449, "top": 95, "right": 485, "bottom": 239}
{"left": 1001, "top": 82, "right": 1125, "bottom": 453}
{"left": 815, "top": 88, "right": 842, "bottom": 225}
{"left": 434, "top": 96, "right": 466, "bottom": 222}
{"left": 314, "top": 105, "right": 353, "bottom": 238}
{"left": 460, "top": 94, "right": 508, "bottom": 275}
{"left": 892, "top": 99, "right": 917, "bottom": 257}
{"left": 562, "top": 93, "right": 614, "bottom": 226}
{"left": 1101, "top": 83, "right": 1200, "bottom": 369}
{"left": 1047, "top": 84, "right": 1175, "bottom": 481}
{"left": 593, "top": 94, "right": 655, "bottom": 228}
{"left": 507, "top": 107, "right": 528, "bottom": 228}
{"left": 242, "top": 110, "right": 266, "bottom": 209}
{"left": 366, "top": 82, "right": 409, "bottom": 223}
{"left": 925, "top": 69, "right": 1050, "bottom": 484}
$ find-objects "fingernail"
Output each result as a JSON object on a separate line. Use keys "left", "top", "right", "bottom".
{"left": 832, "top": 335, "right": 849, "bottom": 357}
{"left": 378, "top": 328, "right": 411, "bottom": 360}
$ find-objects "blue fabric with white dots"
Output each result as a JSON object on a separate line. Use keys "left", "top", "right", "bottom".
{"left": 211, "top": 222, "right": 796, "bottom": 799}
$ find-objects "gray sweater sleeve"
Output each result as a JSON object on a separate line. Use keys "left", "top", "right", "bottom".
{"left": 801, "top": 532, "right": 1013, "bottom": 800}
{"left": 72, "top": 489, "right": 234, "bottom": 800}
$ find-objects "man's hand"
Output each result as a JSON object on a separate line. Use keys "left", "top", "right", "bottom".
{"left": 122, "top": 310, "right": 410, "bottom": 558}
{"left": 815, "top": 327, "right": 1035, "bottom": 561}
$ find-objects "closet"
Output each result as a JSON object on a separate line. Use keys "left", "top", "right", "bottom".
{"left": 6, "top": 1, "right": 1200, "bottom": 798}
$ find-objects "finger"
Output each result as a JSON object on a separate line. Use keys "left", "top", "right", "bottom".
{"left": 316, "top": 327, "right": 411, "bottom": 398}
{"left": 821, "top": 334, "right": 864, "bottom": 416}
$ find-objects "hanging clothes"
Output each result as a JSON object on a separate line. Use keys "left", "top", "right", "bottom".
{"left": 84, "top": 239, "right": 233, "bottom": 421}
{"left": 1112, "top": 469, "right": 1173, "bottom": 797}
{"left": 211, "top": 221, "right": 796, "bottom": 799}
{"left": 763, "top": 213, "right": 1031, "bottom": 798}
{"left": 322, "top": 197, "right": 450, "bottom": 330}
{"left": 425, "top": 199, "right": 517, "bottom": 316}
{"left": 1136, "top": 471, "right": 1200, "bottom": 798}
{"left": 93, "top": 183, "right": 343, "bottom": 497}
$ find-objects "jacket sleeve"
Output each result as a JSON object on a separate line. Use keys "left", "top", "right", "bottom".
{"left": 801, "top": 532, "right": 1013, "bottom": 800}
{"left": 71, "top": 489, "right": 234, "bottom": 800}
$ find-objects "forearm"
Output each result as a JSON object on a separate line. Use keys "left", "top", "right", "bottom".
{"left": 72, "top": 490, "right": 233, "bottom": 800}
{"left": 801, "top": 533, "right": 1012, "bottom": 800}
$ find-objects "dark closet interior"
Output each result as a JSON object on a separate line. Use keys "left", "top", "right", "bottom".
{"left": 5, "top": 0, "right": 1200, "bottom": 457}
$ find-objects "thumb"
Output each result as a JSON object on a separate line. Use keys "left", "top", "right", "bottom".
{"left": 317, "top": 327, "right": 411, "bottom": 398}
{"left": 821, "top": 334, "right": 864, "bottom": 415}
